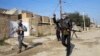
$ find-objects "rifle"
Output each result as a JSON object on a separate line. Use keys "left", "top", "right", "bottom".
{"left": 71, "top": 30, "right": 81, "bottom": 38}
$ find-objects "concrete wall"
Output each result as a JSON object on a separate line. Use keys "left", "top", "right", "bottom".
{"left": 22, "top": 12, "right": 33, "bottom": 19}
{"left": 42, "top": 16, "right": 50, "bottom": 23}
{"left": 50, "top": 18, "right": 54, "bottom": 25}
{"left": 37, "top": 25, "right": 56, "bottom": 37}
{"left": 0, "top": 13, "right": 10, "bottom": 40}
{"left": 10, "top": 15, "right": 18, "bottom": 21}
{"left": 30, "top": 14, "right": 42, "bottom": 36}
{"left": 0, "top": 9, "right": 56, "bottom": 38}
{"left": 31, "top": 15, "right": 42, "bottom": 25}
{"left": 19, "top": 12, "right": 56, "bottom": 37}
{"left": 21, "top": 12, "right": 33, "bottom": 36}
{"left": 0, "top": 13, "right": 19, "bottom": 39}
{"left": 30, "top": 14, "right": 56, "bottom": 36}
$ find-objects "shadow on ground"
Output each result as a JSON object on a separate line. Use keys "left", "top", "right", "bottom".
{"left": 0, "top": 42, "right": 43, "bottom": 56}
{"left": 26, "top": 42, "right": 43, "bottom": 50}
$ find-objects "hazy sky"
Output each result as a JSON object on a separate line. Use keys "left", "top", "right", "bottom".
{"left": 0, "top": 0, "right": 100, "bottom": 24}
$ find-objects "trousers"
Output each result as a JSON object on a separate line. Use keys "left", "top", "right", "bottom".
{"left": 18, "top": 35, "right": 27, "bottom": 50}
{"left": 62, "top": 35, "right": 71, "bottom": 56}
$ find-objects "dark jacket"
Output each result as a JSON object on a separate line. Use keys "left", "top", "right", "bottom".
{"left": 17, "top": 23, "right": 24, "bottom": 35}
{"left": 52, "top": 16, "right": 72, "bottom": 35}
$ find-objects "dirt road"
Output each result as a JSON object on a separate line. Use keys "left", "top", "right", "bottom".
{"left": 30, "top": 29, "right": 100, "bottom": 56}
{"left": 0, "top": 29, "right": 100, "bottom": 56}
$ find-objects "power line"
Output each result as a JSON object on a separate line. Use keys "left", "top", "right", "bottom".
{"left": 53, "top": 2, "right": 60, "bottom": 14}
{"left": 59, "top": 0, "right": 63, "bottom": 19}
{"left": 83, "top": 12, "right": 85, "bottom": 30}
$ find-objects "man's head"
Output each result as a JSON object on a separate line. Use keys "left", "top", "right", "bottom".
{"left": 19, "top": 19, "right": 22, "bottom": 23}
{"left": 62, "top": 14, "right": 69, "bottom": 19}
{"left": 18, "top": 19, "right": 23, "bottom": 26}
{"left": 65, "top": 15, "right": 69, "bottom": 19}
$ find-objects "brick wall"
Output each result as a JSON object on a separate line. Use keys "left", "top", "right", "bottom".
{"left": 0, "top": 13, "right": 9, "bottom": 40}
{"left": 22, "top": 12, "right": 33, "bottom": 18}
{"left": 30, "top": 15, "right": 56, "bottom": 36}
{"left": 42, "top": 16, "right": 50, "bottom": 23}
{"left": 10, "top": 15, "right": 18, "bottom": 21}
{"left": 50, "top": 18, "right": 54, "bottom": 25}
{"left": 37, "top": 25, "right": 56, "bottom": 36}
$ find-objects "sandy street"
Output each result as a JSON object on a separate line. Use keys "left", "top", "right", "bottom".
{"left": 0, "top": 29, "right": 100, "bottom": 56}
{"left": 30, "top": 29, "right": 100, "bottom": 56}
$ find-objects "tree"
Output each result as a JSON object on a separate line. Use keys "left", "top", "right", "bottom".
{"left": 84, "top": 15, "right": 91, "bottom": 27}
{"left": 64, "top": 12, "right": 91, "bottom": 27}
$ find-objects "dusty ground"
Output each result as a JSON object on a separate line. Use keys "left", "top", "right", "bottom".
{"left": 0, "top": 28, "right": 100, "bottom": 56}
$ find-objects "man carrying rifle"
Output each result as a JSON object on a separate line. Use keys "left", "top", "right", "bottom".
{"left": 17, "top": 19, "right": 28, "bottom": 53}
{"left": 53, "top": 14, "right": 72, "bottom": 56}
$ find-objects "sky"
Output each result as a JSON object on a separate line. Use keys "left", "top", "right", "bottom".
{"left": 0, "top": 0, "right": 100, "bottom": 24}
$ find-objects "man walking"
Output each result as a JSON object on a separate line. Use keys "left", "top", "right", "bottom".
{"left": 17, "top": 19, "right": 28, "bottom": 53}
{"left": 52, "top": 14, "right": 61, "bottom": 41}
{"left": 61, "top": 15, "right": 72, "bottom": 56}
{"left": 53, "top": 14, "right": 72, "bottom": 56}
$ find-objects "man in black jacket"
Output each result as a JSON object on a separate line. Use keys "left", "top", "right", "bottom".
{"left": 52, "top": 14, "right": 61, "bottom": 41}
{"left": 52, "top": 14, "right": 72, "bottom": 56}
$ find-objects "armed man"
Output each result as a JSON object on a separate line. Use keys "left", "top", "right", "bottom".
{"left": 52, "top": 14, "right": 72, "bottom": 56}
{"left": 52, "top": 14, "right": 61, "bottom": 41}
{"left": 17, "top": 19, "right": 28, "bottom": 53}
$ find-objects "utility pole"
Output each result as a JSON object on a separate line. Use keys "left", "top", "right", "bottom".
{"left": 83, "top": 12, "right": 86, "bottom": 31}
{"left": 59, "top": 0, "right": 63, "bottom": 19}
{"left": 93, "top": 18, "right": 95, "bottom": 24}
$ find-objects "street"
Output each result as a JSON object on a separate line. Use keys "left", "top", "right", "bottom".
{"left": 0, "top": 29, "right": 100, "bottom": 56}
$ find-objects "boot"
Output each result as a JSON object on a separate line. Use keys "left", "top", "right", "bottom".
{"left": 18, "top": 49, "right": 22, "bottom": 53}
{"left": 24, "top": 45, "right": 28, "bottom": 50}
